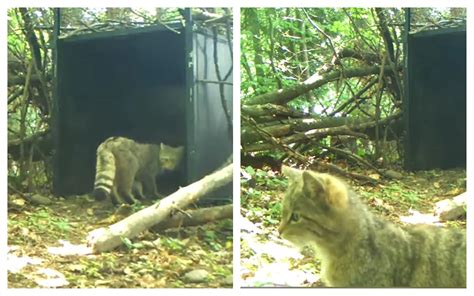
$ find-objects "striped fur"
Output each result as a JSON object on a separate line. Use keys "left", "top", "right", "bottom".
{"left": 93, "top": 145, "right": 116, "bottom": 201}
{"left": 279, "top": 166, "right": 466, "bottom": 287}
{"left": 92, "top": 137, "right": 184, "bottom": 205}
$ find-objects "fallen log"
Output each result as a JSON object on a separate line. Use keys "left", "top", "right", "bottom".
{"left": 242, "top": 116, "right": 368, "bottom": 145}
{"left": 241, "top": 103, "right": 306, "bottom": 118}
{"left": 152, "top": 204, "right": 232, "bottom": 232}
{"left": 87, "top": 163, "right": 233, "bottom": 253}
{"left": 242, "top": 115, "right": 378, "bottom": 185}
{"left": 243, "top": 113, "right": 402, "bottom": 152}
{"left": 243, "top": 65, "right": 401, "bottom": 106}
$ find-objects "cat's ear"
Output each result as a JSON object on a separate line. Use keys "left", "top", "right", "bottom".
{"left": 282, "top": 165, "right": 301, "bottom": 180}
{"left": 324, "top": 175, "right": 349, "bottom": 209}
{"left": 302, "top": 172, "right": 349, "bottom": 208}
{"left": 302, "top": 171, "right": 325, "bottom": 197}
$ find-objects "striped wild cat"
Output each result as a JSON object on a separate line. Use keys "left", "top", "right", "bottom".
{"left": 278, "top": 166, "right": 466, "bottom": 287}
{"left": 93, "top": 137, "right": 184, "bottom": 205}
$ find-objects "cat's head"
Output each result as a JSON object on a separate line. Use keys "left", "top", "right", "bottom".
{"left": 159, "top": 143, "right": 185, "bottom": 170}
{"left": 278, "top": 165, "right": 351, "bottom": 250}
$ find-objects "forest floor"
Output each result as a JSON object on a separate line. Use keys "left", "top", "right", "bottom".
{"left": 7, "top": 194, "right": 233, "bottom": 288}
{"left": 240, "top": 165, "right": 466, "bottom": 287}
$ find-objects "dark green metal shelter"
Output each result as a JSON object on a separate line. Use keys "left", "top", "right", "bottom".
{"left": 52, "top": 10, "right": 233, "bottom": 201}
{"left": 404, "top": 11, "right": 466, "bottom": 170}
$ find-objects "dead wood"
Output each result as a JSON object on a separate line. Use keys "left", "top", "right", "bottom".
{"left": 241, "top": 103, "right": 306, "bottom": 118}
{"left": 8, "top": 129, "right": 52, "bottom": 161}
{"left": 337, "top": 48, "right": 380, "bottom": 64}
{"left": 8, "top": 72, "right": 52, "bottom": 87}
{"left": 242, "top": 115, "right": 393, "bottom": 146}
{"left": 242, "top": 115, "right": 378, "bottom": 185}
{"left": 152, "top": 204, "right": 232, "bottom": 232}
{"left": 243, "top": 113, "right": 401, "bottom": 152}
{"left": 329, "top": 78, "right": 377, "bottom": 116}
{"left": 243, "top": 65, "right": 401, "bottom": 106}
{"left": 86, "top": 163, "right": 233, "bottom": 253}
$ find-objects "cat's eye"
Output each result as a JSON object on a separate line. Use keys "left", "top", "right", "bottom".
{"left": 290, "top": 212, "right": 301, "bottom": 222}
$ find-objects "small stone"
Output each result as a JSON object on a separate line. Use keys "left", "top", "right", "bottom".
{"left": 29, "top": 194, "right": 52, "bottom": 205}
{"left": 183, "top": 269, "right": 209, "bottom": 283}
{"left": 384, "top": 169, "right": 403, "bottom": 179}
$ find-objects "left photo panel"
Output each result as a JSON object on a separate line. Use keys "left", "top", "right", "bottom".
{"left": 7, "top": 8, "right": 233, "bottom": 288}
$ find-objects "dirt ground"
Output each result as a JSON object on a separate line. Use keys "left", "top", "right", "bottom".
{"left": 7, "top": 195, "right": 233, "bottom": 288}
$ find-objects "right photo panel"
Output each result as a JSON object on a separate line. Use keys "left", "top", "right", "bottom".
{"left": 240, "top": 8, "right": 466, "bottom": 288}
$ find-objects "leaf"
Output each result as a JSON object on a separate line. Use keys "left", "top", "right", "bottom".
{"left": 245, "top": 166, "right": 256, "bottom": 175}
{"left": 369, "top": 173, "right": 380, "bottom": 180}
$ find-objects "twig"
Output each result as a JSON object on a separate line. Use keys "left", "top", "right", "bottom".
{"left": 302, "top": 8, "right": 341, "bottom": 70}
{"left": 242, "top": 115, "right": 378, "bottom": 184}
{"left": 8, "top": 183, "right": 25, "bottom": 196}
{"left": 322, "top": 145, "right": 392, "bottom": 179}
{"left": 329, "top": 78, "right": 377, "bottom": 116}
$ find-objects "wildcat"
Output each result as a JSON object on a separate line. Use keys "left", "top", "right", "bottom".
{"left": 93, "top": 137, "right": 184, "bottom": 205}
{"left": 278, "top": 165, "right": 466, "bottom": 287}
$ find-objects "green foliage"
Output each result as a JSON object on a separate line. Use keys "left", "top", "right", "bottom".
{"left": 216, "top": 219, "right": 233, "bottom": 231}
{"left": 7, "top": 207, "right": 71, "bottom": 245}
{"left": 29, "top": 208, "right": 70, "bottom": 234}
{"left": 129, "top": 259, "right": 164, "bottom": 275}
{"left": 81, "top": 260, "right": 106, "bottom": 279}
{"left": 51, "top": 219, "right": 71, "bottom": 232}
{"left": 203, "top": 230, "right": 223, "bottom": 251}
{"left": 243, "top": 166, "right": 287, "bottom": 189}
{"left": 240, "top": 8, "right": 406, "bottom": 116}
{"left": 79, "top": 254, "right": 120, "bottom": 279}
{"left": 160, "top": 237, "right": 185, "bottom": 252}
{"left": 355, "top": 139, "right": 367, "bottom": 157}
{"left": 240, "top": 8, "right": 413, "bottom": 165}
{"left": 121, "top": 237, "right": 145, "bottom": 250}
{"left": 241, "top": 167, "right": 287, "bottom": 226}
{"left": 266, "top": 202, "right": 282, "bottom": 225}
{"left": 380, "top": 183, "right": 420, "bottom": 205}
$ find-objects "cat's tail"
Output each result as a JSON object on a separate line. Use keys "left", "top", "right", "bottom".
{"left": 93, "top": 142, "right": 116, "bottom": 201}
